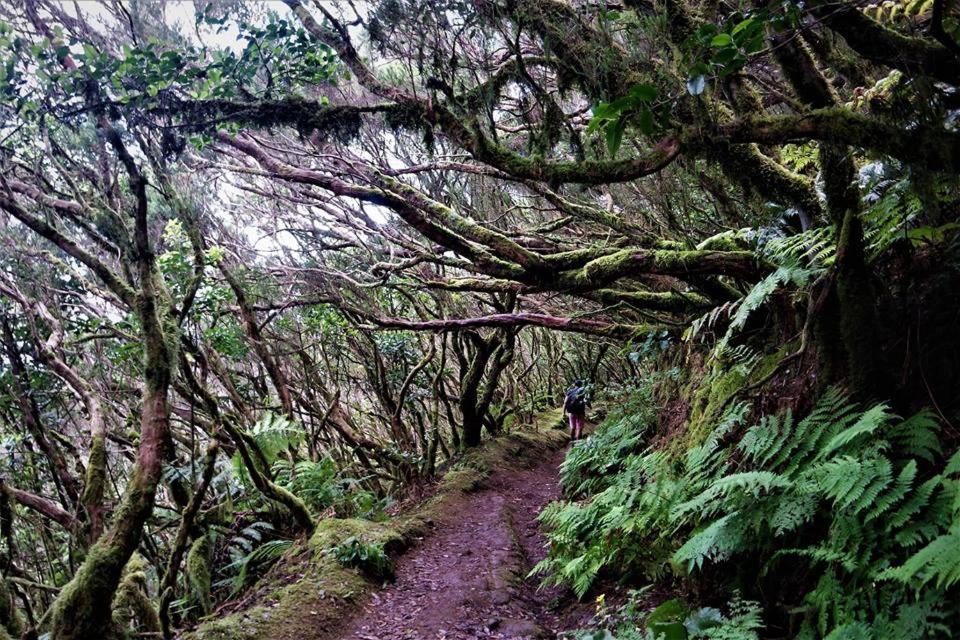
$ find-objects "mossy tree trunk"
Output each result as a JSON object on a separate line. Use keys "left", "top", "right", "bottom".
{"left": 45, "top": 120, "right": 179, "bottom": 639}
{"left": 47, "top": 380, "right": 172, "bottom": 639}
{"left": 457, "top": 331, "right": 494, "bottom": 448}
{"left": 772, "top": 32, "right": 885, "bottom": 398}
{"left": 456, "top": 328, "right": 516, "bottom": 448}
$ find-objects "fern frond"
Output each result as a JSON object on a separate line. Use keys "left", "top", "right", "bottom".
{"left": 880, "top": 534, "right": 960, "bottom": 589}
{"left": 865, "top": 460, "right": 917, "bottom": 522}
{"left": 823, "top": 622, "right": 871, "bottom": 640}
{"left": 774, "top": 546, "right": 859, "bottom": 573}
{"left": 820, "top": 404, "right": 893, "bottom": 458}
{"left": 674, "top": 511, "right": 745, "bottom": 571}
{"left": 673, "top": 472, "right": 791, "bottom": 520}
{"left": 887, "top": 475, "right": 941, "bottom": 529}
{"left": 945, "top": 450, "right": 960, "bottom": 476}
{"left": 809, "top": 456, "right": 893, "bottom": 513}
{"left": 888, "top": 410, "right": 942, "bottom": 463}
{"left": 769, "top": 492, "right": 819, "bottom": 535}
{"left": 762, "top": 226, "right": 835, "bottom": 266}
{"left": 713, "top": 264, "right": 817, "bottom": 350}
{"left": 739, "top": 413, "right": 793, "bottom": 469}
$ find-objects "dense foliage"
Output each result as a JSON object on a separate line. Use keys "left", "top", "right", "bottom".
{"left": 0, "top": 0, "right": 957, "bottom": 637}
{"left": 541, "top": 381, "right": 960, "bottom": 638}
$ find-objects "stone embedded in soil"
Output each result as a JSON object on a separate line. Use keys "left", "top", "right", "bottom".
{"left": 498, "top": 618, "right": 545, "bottom": 638}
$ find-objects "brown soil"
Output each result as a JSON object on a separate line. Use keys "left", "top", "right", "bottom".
{"left": 335, "top": 444, "right": 595, "bottom": 640}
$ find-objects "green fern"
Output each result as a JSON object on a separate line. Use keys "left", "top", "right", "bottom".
{"left": 273, "top": 457, "right": 337, "bottom": 511}
{"left": 540, "top": 386, "right": 960, "bottom": 638}
{"left": 686, "top": 263, "right": 816, "bottom": 349}
{"left": 216, "top": 523, "right": 292, "bottom": 596}
{"left": 328, "top": 536, "right": 394, "bottom": 581}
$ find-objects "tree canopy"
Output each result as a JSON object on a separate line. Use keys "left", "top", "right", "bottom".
{"left": 0, "top": 0, "right": 958, "bottom": 638}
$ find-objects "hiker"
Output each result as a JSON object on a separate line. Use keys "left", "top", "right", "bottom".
{"left": 563, "top": 379, "right": 588, "bottom": 441}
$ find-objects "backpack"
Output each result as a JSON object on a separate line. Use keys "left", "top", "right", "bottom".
{"left": 565, "top": 387, "right": 586, "bottom": 414}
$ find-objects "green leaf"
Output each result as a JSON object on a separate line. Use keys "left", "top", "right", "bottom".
{"left": 606, "top": 118, "right": 626, "bottom": 156}
{"left": 696, "top": 23, "right": 719, "bottom": 39}
{"left": 712, "top": 47, "right": 740, "bottom": 65}
{"left": 608, "top": 95, "right": 636, "bottom": 113}
{"left": 732, "top": 18, "right": 757, "bottom": 37}
{"left": 648, "top": 598, "right": 690, "bottom": 640}
{"left": 684, "top": 607, "right": 723, "bottom": 634}
{"left": 687, "top": 75, "right": 706, "bottom": 96}
{"left": 588, "top": 102, "right": 613, "bottom": 133}
{"left": 629, "top": 83, "right": 657, "bottom": 101}
{"left": 710, "top": 33, "right": 734, "bottom": 47}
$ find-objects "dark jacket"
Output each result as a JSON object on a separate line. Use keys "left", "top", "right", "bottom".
{"left": 564, "top": 386, "right": 587, "bottom": 415}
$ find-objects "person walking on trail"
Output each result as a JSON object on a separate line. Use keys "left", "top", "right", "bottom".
{"left": 564, "top": 379, "right": 588, "bottom": 441}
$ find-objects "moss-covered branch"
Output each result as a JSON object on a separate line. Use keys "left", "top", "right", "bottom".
{"left": 161, "top": 97, "right": 399, "bottom": 138}
{"left": 470, "top": 132, "right": 682, "bottom": 185}
{"left": 367, "top": 312, "right": 651, "bottom": 339}
{"left": 555, "top": 248, "right": 769, "bottom": 291}
{"left": 815, "top": 3, "right": 960, "bottom": 85}
{"left": 717, "top": 108, "right": 960, "bottom": 174}
{"left": 592, "top": 289, "right": 712, "bottom": 313}
{"left": 0, "top": 195, "right": 137, "bottom": 308}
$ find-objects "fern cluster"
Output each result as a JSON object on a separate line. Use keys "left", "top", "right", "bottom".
{"left": 328, "top": 536, "right": 394, "bottom": 581}
{"left": 214, "top": 521, "right": 293, "bottom": 597}
{"left": 540, "top": 389, "right": 960, "bottom": 638}
{"left": 272, "top": 457, "right": 392, "bottom": 520}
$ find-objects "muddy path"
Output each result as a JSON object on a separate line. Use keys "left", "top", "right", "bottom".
{"left": 335, "top": 443, "right": 595, "bottom": 640}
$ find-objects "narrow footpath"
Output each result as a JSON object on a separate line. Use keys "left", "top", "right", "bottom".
{"left": 336, "top": 442, "right": 594, "bottom": 640}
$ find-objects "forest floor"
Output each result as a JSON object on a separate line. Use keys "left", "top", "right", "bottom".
{"left": 334, "top": 438, "right": 596, "bottom": 640}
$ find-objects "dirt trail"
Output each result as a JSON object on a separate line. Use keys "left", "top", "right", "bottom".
{"left": 336, "top": 443, "right": 593, "bottom": 640}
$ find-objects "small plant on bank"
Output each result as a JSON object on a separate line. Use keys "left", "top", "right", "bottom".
{"left": 328, "top": 536, "right": 394, "bottom": 582}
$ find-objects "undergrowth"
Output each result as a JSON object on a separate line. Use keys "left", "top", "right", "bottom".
{"left": 539, "top": 383, "right": 960, "bottom": 638}
{"left": 327, "top": 536, "right": 394, "bottom": 582}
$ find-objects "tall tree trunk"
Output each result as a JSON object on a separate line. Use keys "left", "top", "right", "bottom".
{"left": 458, "top": 333, "right": 493, "bottom": 448}
{"left": 47, "top": 382, "right": 171, "bottom": 639}
{"left": 773, "top": 33, "right": 885, "bottom": 398}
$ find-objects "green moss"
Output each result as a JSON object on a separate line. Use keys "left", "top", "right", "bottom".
{"left": 187, "top": 533, "right": 213, "bottom": 615}
{"left": 681, "top": 345, "right": 792, "bottom": 452}
{"left": 187, "top": 562, "right": 369, "bottom": 640}
{"left": 0, "top": 573, "right": 23, "bottom": 639}
{"left": 79, "top": 434, "right": 108, "bottom": 544}
{"left": 696, "top": 231, "right": 748, "bottom": 252}
{"left": 47, "top": 534, "right": 129, "bottom": 640}
{"left": 712, "top": 143, "right": 825, "bottom": 222}
{"left": 112, "top": 554, "right": 162, "bottom": 634}
{"left": 558, "top": 247, "right": 763, "bottom": 292}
